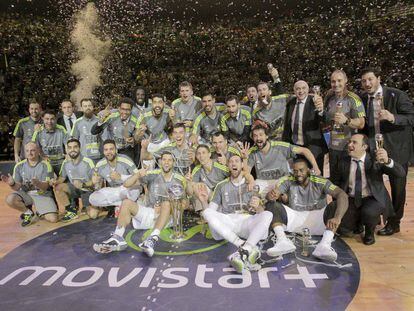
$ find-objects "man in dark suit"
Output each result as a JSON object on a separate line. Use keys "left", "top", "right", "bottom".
{"left": 360, "top": 68, "right": 414, "bottom": 235}
{"left": 337, "top": 134, "right": 405, "bottom": 245}
{"left": 57, "top": 99, "right": 83, "bottom": 133}
{"left": 282, "top": 80, "right": 328, "bottom": 170}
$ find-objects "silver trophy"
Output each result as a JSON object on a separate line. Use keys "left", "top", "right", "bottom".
{"left": 301, "top": 228, "right": 311, "bottom": 257}
{"left": 168, "top": 184, "right": 186, "bottom": 242}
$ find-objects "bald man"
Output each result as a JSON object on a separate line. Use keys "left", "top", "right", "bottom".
{"left": 282, "top": 80, "right": 328, "bottom": 171}
{"left": 2, "top": 142, "right": 58, "bottom": 226}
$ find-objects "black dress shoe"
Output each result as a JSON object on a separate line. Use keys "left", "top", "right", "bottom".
{"left": 377, "top": 223, "right": 400, "bottom": 236}
{"left": 363, "top": 227, "right": 376, "bottom": 245}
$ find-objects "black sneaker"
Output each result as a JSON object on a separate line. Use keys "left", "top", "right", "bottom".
{"left": 93, "top": 234, "right": 128, "bottom": 253}
{"left": 21, "top": 213, "right": 35, "bottom": 227}
{"left": 61, "top": 211, "right": 79, "bottom": 222}
{"left": 139, "top": 235, "right": 159, "bottom": 257}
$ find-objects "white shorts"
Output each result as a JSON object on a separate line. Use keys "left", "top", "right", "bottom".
{"left": 131, "top": 203, "right": 172, "bottom": 230}
{"left": 255, "top": 179, "right": 278, "bottom": 197}
{"left": 283, "top": 204, "right": 326, "bottom": 235}
{"left": 89, "top": 186, "right": 140, "bottom": 207}
{"left": 207, "top": 212, "right": 265, "bottom": 241}
{"left": 147, "top": 138, "right": 171, "bottom": 154}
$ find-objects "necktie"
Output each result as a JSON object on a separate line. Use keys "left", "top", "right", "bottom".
{"left": 68, "top": 117, "right": 73, "bottom": 130}
{"left": 292, "top": 102, "right": 302, "bottom": 144}
{"left": 367, "top": 96, "right": 374, "bottom": 128}
{"left": 353, "top": 159, "right": 362, "bottom": 208}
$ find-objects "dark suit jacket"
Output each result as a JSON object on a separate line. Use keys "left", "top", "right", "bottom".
{"left": 337, "top": 153, "right": 406, "bottom": 221}
{"left": 282, "top": 95, "right": 328, "bottom": 160}
{"left": 361, "top": 86, "right": 414, "bottom": 164}
{"left": 57, "top": 112, "right": 83, "bottom": 133}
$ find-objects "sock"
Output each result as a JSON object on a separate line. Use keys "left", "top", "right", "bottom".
{"left": 321, "top": 230, "right": 334, "bottom": 245}
{"left": 273, "top": 226, "right": 286, "bottom": 240}
{"left": 232, "top": 237, "right": 244, "bottom": 248}
{"left": 114, "top": 226, "right": 126, "bottom": 238}
{"left": 151, "top": 229, "right": 161, "bottom": 237}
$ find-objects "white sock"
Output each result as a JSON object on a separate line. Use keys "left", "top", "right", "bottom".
{"left": 151, "top": 229, "right": 161, "bottom": 237}
{"left": 114, "top": 226, "right": 126, "bottom": 238}
{"left": 273, "top": 226, "right": 287, "bottom": 240}
{"left": 232, "top": 237, "right": 245, "bottom": 248}
{"left": 24, "top": 209, "right": 33, "bottom": 215}
{"left": 321, "top": 230, "right": 334, "bottom": 245}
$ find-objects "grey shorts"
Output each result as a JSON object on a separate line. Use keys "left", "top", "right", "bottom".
{"left": 14, "top": 191, "right": 57, "bottom": 216}
{"left": 67, "top": 183, "right": 92, "bottom": 208}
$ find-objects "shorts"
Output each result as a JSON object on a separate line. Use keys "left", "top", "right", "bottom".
{"left": 67, "top": 183, "right": 92, "bottom": 207}
{"left": 283, "top": 204, "right": 326, "bottom": 235}
{"left": 131, "top": 203, "right": 172, "bottom": 230}
{"left": 14, "top": 190, "right": 57, "bottom": 216}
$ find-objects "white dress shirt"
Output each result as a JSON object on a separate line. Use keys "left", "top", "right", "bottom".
{"left": 291, "top": 96, "right": 307, "bottom": 146}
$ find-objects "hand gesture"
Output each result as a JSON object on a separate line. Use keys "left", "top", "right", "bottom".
{"left": 217, "top": 153, "right": 227, "bottom": 166}
{"left": 34, "top": 124, "right": 42, "bottom": 132}
{"left": 72, "top": 179, "right": 83, "bottom": 189}
{"left": 197, "top": 183, "right": 209, "bottom": 203}
{"left": 185, "top": 168, "right": 192, "bottom": 182}
{"left": 266, "top": 187, "right": 281, "bottom": 201}
{"left": 326, "top": 217, "right": 341, "bottom": 231}
{"left": 187, "top": 148, "right": 196, "bottom": 164}
{"left": 141, "top": 138, "right": 150, "bottom": 150}
{"left": 268, "top": 65, "right": 279, "bottom": 80}
{"left": 189, "top": 134, "right": 198, "bottom": 146}
{"left": 379, "top": 109, "right": 395, "bottom": 123}
{"left": 110, "top": 170, "right": 121, "bottom": 181}
{"left": 312, "top": 166, "right": 322, "bottom": 176}
{"left": 334, "top": 112, "right": 347, "bottom": 125}
{"left": 313, "top": 94, "right": 324, "bottom": 112}
{"left": 168, "top": 108, "right": 176, "bottom": 120}
{"left": 99, "top": 105, "right": 111, "bottom": 123}
{"left": 49, "top": 178, "right": 58, "bottom": 188}
{"left": 375, "top": 147, "right": 389, "bottom": 164}
{"left": 1, "top": 173, "right": 14, "bottom": 186}
{"left": 239, "top": 142, "right": 250, "bottom": 160}
{"left": 249, "top": 196, "right": 264, "bottom": 213}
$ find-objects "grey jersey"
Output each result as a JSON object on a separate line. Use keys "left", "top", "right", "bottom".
{"left": 211, "top": 178, "right": 253, "bottom": 214}
{"left": 248, "top": 141, "right": 296, "bottom": 180}
{"left": 220, "top": 106, "right": 251, "bottom": 141}
{"left": 13, "top": 117, "right": 42, "bottom": 157}
{"left": 253, "top": 94, "right": 289, "bottom": 138}
{"left": 102, "top": 112, "right": 138, "bottom": 150}
{"left": 192, "top": 161, "right": 229, "bottom": 190}
{"left": 131, "top": 104, "right": 145, "bottom": 119}
{"left": 141, "top": 169, "right": 186, "bottom": 206}
{"left": 277, "top": 175, "right": 337, "bottom": 211}
{"left": 32, "top": 125, "right": 68, "bottom": 166}
{"left": 137, "top": 108, "right": 172, "bottom": 144}
{"left": 71, "top": 115, "right": 102, "bottom": 160}
{"left": 172, "top": 96, "right": 202, "bottom": 122}
{"left": 13, "top": 159, "right": 53, "bottom": 196}
{"left": 95, "top": 154, "right": 138, "bottom": 187}
{"left": 192, "top": 105, "right": 226, "bottom": 142}
{"left": 325, "top": 92, "right": 366, "bottom": 151}
{"left": 59, "top": 156, "right": 95, "bottom": 186}
{"left": 154, "top": 142, "right": 193, "bottom": 175}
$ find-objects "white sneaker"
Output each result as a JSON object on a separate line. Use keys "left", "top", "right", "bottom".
{"left": 139, "top": 235, "right": 159, "bottom": 257}
{"left": 312, "top": 243, "right": 337, "bottom": 262}
{"left": 93, "top": 234, "right": 128, "bottom": 253}
{"left": 266, "top": 238, "right": 296, "bottom": 257}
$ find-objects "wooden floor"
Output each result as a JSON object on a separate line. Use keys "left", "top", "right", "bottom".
{"left": 0, "top": 171, "right": 414, "bottom": 311}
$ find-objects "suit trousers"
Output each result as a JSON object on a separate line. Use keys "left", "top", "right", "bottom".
{"left": 388, "top": 163, "right": 408, "bottom": 226}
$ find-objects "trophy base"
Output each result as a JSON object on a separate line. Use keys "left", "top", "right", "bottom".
{"left": 169, "top": 233, "right": 187, "bottom": 243}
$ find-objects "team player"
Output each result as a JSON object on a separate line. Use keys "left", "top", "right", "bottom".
{"left": 190, "top": 93, "right": 225, "bottom": 145}
{"left": 2, "top": 142, "right": 58, "bottom": 226}
{"left": 242, "top": 124, "right": 321, "bottom": 196}
{"left": 13, "top": 99, "right": 42, "bottom": 163}
{"left": 324, "top": 70, "right": 365, "bottom": 185}
{"left": 89, "top": 139, "right": 140, "bottom": 208}
{"left": 200, "top": 154, "right": 273, "bottom": 273}
{"left": 93, "top": 151, "right": 188, "bottom": 256}
{"left": 32, "top": 110, "right": 68, "bottom": 175}
{"left": 71, "top": 98, "right": 102, "bottom": 163}
{"left": 265, "top": 158, "right": 348, "bottom": 262}
{"left": 220, "top": 95, "right": 252, "bottom": 144}
{"left": 52, "top": 138, "right": 97, "bottom": 222}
